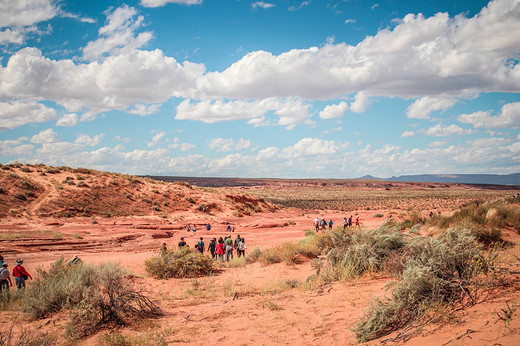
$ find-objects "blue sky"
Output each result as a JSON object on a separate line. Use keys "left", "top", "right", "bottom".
{"left": 0, "top": 0, "right": 519, "bottom": 178}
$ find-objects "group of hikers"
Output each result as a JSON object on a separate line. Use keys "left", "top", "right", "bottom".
{"left": 0, "top": 254, "right": 32, "bottom": 294}
{"left": 160, "top": 223, "right": 246, "bottom": 262}
{"left": 170, "top": 234, "right": 247, "bottom": 262}
{"left": 314, "top": 216, "right": 359, "bottom": 232}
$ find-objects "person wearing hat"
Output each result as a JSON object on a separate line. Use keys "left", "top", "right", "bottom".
{"left": 12, "top": 259, "right": 32, "bottom": 291}
{"left": 0, "top": 262, "right": 12, "bottom": 293}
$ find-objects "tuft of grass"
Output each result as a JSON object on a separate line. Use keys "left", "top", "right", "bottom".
{"left": 0, "top": 233, "right": 29, "bottom": 240}
{"left": 225, "top": 256, "right": 246, "bottom": 268}
{"left": 245, "top": 247, "right": 261, "bottom": 264}
{"left": 52, "top": 232, "right": 63, "bottom": 240}
{"left": 145, "top": 248, "right": 214, "bottom": 279}
{"left": 72, "top": 232, "right": 83, "bottom": 239}
{"left": 258, "top": 239, "right": 320, "bottom": 266}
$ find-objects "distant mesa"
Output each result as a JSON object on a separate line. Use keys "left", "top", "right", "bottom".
{"left": 358, "top": 173, "right": 520, "bottom": 186}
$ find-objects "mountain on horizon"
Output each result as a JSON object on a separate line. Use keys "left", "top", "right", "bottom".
{"left": 364, "top": 173, "right": 520, "bottom": 185}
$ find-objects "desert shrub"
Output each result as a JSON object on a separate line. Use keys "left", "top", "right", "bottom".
{"left": 9, "top": 172, "right": 19, "bottom": 179}
{"left": 77, "top": 181, "right": 89, "bottom": 188}
{"left": 323, "top": 225, "right": 407, "bottom": 279}
{"left": 353, "top": 228, "right": 490, "bottom": 342}
{"left": 72, "top": 167, "right": 92, "bottom": 174}
{"left": 14, "top": 193, "right": 27, "bottom": 201}
{"left": 258, "top": 240, "right": 320, "bottom": 266}
{"left": 245, "top": 247, "right": 262, "bottom": 264}
{"left": 0, "top": 187, "right": 4, "bottom": 194}
{"left": 373, "top": 213, "right": 385, "bottom": 218}
{"left": 45, "top": 167, "right": 60, "bottom": 174}
{"left": 185, "top": 196, "right": 196, "bottom": 204}
{"left": 305, "top": 229, "right": 315, "bottom": 237}
{"left": 151, "top": 206, "right": 161, "bottom": 212}
{"left": 427, "top": 199, "right": 519, "bottom": 239}
{"left": 23, "top": 259, "right": 160, "bottom": 339}
{"left": 52, "top": 232, "right": 63, "bottom": 240}
{"left": 20, "top": 166, "right": 32, "bottom": 173}
{"left": 397, "top": 211, "right": 425, "bottom": 229}
{"left": 175, "top": 181, "right": 192, "bottom": 189}
{"left": 197, "top": 203, "right": 207, "bottom": 212}
{"left": 145, "top": 248, "right": 214, "bottom": 279}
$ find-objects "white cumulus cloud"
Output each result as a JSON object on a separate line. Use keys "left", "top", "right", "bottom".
{"left": 319, "top": 101, "right": 348, "bottom": 119}
{"left": 75, "top": 133, "right": 104, "bottom": 146}
{"left": 0, "top": 100, "right": 56, "bottom": 130}
{"left": 252, "top": 2, "right": 275, "bottom": 10}
{"left": 176, "top": 98, "right": 313, "bottom": 129}
{"left": 458, "top": 102, "right": 520, "bottom": 128}
{"left": 56, "top": 113, "right": 78, "bottom": 127}
{"left": 82, "top": 5, "right": 152, "bottom": 61}
{"left": 423, "top": 124, "right": 474, "bottom": 137}
{"left": 406, "top": 96, "right": 457, "bottom": 119}
{"left": 30, "top": 128, "right": 59, "bottom": 143}
{"left": 208, "top": 138, "right": 253, "bottom": 152}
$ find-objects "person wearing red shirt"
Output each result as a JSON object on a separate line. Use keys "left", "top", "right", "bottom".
{"left": 12, "top": 259, "right": 32, "bottom": 291}
{"left": 216, "top": 239, "right": 225, "bottom": 262}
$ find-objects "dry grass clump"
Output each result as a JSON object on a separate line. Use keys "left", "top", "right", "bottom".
{"left": 426, "top": 199, "right": 520, "bottom": 243}
{"left": 145, "top": 248, "right": 215, "bottom": 279}
{"left": 257, "top": 238, "right": 320, "bottom": 266}
{"left": 353, "top": 228, "right": 492, "bottom": 342}
{"left": 22, "top": 258, "right": 160, "bottom": 340}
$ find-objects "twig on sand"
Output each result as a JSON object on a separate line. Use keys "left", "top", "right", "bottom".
{"left": 441, "top": 329, "right": 479, "bottom": 345}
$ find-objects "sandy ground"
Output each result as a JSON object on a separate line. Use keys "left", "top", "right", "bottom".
{"left": 1, "top": 166, "right": 519, "bottom": 345}
{"left": 1, "top": 208, "right": 519, "bottom": 346}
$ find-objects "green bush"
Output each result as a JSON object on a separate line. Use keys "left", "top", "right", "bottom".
{"left": 22, "top": 258, "right": 160, "bottom": 339}
{"left": 323, "top": 225, "right": 407, "bottom": 279}
{"left": 353, "top": 228, "right": 490, "bottom": 342}
{"left": 145, "top": 248, "right": 214, "bottom": 279}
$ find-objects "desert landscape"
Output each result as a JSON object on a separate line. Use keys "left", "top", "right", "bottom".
{"left": 1, "top": 163, "right": 520, "bottom": 345}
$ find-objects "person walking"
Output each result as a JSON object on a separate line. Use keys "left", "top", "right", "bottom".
{"left": 0, "top": 262, "right": 12, "bottom": 294}
{"left": 178, "top": 237, "right": 187, "bottom": 248}
{"left": 314, "top": 217, "right": 319, "bottom": 232}
{"left": 197, "top": 237, "right": 205, "bottom": 253}
{"left": 234, "top": 235, "right": 242, "bottom": 251}
{"left": 343, "top": 217, "right": 348, "bottom": 229}
{"left": 12, "top": 259, "right": 32, "bottom": 292}
{"left": 208, "top": 238, "right": 217, "bottom": 259}
{"left": 216, "top": 239, "right": 225, "bottom": 262}
{"left": 328, "top": 219, "right": 333, "bottom": 230}
{"left": 237, "top": 238, "right": 247, "bottom": 257}
{"left": 225, "top": 236, "right": 234, "bottom": 262}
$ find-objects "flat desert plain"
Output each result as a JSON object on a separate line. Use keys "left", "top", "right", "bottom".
{"left": 1, "top": 164, "right": 520, "bottom": 345}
